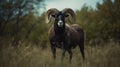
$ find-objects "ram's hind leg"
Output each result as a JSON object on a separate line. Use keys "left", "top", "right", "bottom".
{"left": 67, "top": 49, "right": 73, "bottom": 63}
{"left": 79, "top": 40, "right": 85, "bottom": 60}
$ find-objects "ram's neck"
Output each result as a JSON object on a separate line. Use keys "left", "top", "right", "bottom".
{"left": 54, "top": 23, "right": 65, "bottom": 35}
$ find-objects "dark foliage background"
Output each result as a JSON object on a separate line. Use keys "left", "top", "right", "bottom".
{"left": 0, "top": 0, "right": 120, "bottom": 67}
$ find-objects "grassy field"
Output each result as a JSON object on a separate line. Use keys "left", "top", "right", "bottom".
{"left": 0, "top": 42, "right": 120, "bottom": 67}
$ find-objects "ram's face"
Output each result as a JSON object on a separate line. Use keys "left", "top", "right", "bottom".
{"left": 56, "top": 14, "right": 64, "bottom": 27}
{"left": 52, "top": 12, "right": 68, "bottom": 27}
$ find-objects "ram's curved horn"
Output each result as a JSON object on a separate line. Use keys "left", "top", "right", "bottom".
{"left": 45, "top": 8, "right": 59, "bottom": 23}
{"left": 62, "top": 8, "right": 76, "bottom": 24}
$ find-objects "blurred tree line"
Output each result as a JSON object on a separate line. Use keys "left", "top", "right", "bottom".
{"left": 0, "top": 0, "right": 120, "bottom": 48}
{"left": 0, "top": 0, "right": 48, "bottom": 48}
{"left": 76, "top": 0, "right": 120, "bottom": 45}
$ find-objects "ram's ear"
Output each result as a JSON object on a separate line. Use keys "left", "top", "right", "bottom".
{"left": 62, "top": 8, "right": 76, "bottom": 24}
{"left": 45, "top": 8, "right": 59, "bottom": 23}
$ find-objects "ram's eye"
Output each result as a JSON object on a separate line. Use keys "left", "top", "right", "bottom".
{"left": 65, "top": 14, "right": 69, "bottom": 17}
{"left": 52, "top": 14, "right": 56, "bottom": 17}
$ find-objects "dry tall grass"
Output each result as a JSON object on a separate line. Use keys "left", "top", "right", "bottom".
{"left": 0, "top": 42, "right": 120, "bottom": 67}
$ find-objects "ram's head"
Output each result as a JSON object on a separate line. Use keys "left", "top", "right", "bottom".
{"left": 45, "top": 8, "right": 76, "bottom": 27}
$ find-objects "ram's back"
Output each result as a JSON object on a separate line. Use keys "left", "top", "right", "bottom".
{"left": 65, "top": 24, "right": 81, "bottom": 44}
{"left": 71, "top": 24, "right": 84, "bottom": 42}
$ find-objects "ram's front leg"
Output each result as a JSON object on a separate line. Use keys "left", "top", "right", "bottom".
{"left": 50, "top": 42, "right": 56, "bottom": 60}
{"left": 61, "top": 41, "right": 67, "bottom": 63}
{"left": 51, "top": 46, "right": 56, "bottom": 60}
{"left": 61, "top": 49, "right": 66, "bottom": 63}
